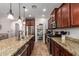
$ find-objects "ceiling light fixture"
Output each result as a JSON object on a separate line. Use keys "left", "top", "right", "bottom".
{"left": 43, "top": 8, "right": 46, "bottom": 12}
{"left": 23, "top": 6, "right": 26, "bottom": 18}
{"left": 25, "top": 8, "right": 28, "bottom": 12}
{"left": 18, "top": 3, "right": 22, "bottom": 21}
{"left": 23, "top": 6, "right": 28, "bottom": 12}
{"left": 23, "top": 6, "right": 26, "bottom": 24}
{"left": 8, "top": 3, "right": 14, "bottom": 20}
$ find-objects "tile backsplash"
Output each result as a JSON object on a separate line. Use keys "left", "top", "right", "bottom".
{"left": 53, "top": 28, "right": 79, "bottom": 39}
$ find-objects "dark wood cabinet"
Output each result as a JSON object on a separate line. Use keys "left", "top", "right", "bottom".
{"left": 26, "top": 20, "right": 31, "bottom": 26}
{"left": 49, "top": 3, "right": 79, "bottom": 29}
{"left": 30, "top": 20, "right": 35, "bottom": 26}
{"left": 25, "top": 18, "right": 35, "bottom": 26}
{"left": 56, "top": 3, "right": 71, "bottom": 28}
{"left": 56, "top": 7, "right": 62, "bottom": 28}
{"left": 48, "top": 19, "right": 50, "bottom": 29}
{"left": 51, "top": 8, "right": 58, "bottom": 29}
{"left": 48, "top": 8, "right": 58, "bottom": 29}
{"left": 60, "top": 47, "right": 73, "bottom": 56}
{"left": 13, "top": 36, "right": 35, "bottom": 56}
{"left": 71, "top": 3, "right": 79, "bottom": 27}
{"left": 51, "top": 8, "right": 58, "bottom": 21}
{"left": 61, "top": 3, "right": 71, "bottom": 28}
{"left": 54, "top": 42, "right": 60, "bottom": 56}
{"left": 48, "top": 18, "right": 52, "bottom": 29}
{"left": 25, "top": 18, "right": 35, "bottom": 35}
{"left": 50, "top": 39, "right": 73, "bottom": 56}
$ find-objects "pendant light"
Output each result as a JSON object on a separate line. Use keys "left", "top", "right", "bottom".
{"left": 23, "top": 6, "right": 26, "bottom": 24}
{"left": 18, "top": 3, "right": 22, "bottom": 22}
{"left": 8, "top": 3, "right": 14, "bottom": 20}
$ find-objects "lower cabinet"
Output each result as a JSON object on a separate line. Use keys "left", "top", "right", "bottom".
{"left": 13, "top": 36, "right": 35, "bottom": 56}
{"left": 50, "top": 39, "right": 73, "bottom": 56}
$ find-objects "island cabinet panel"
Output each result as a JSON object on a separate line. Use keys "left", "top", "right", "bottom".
{"left": 56, "top": 7, "right": 62, "bottom": 28}
{"left": 71, "top": 3, "right": 79, "bottom": 27}
{"left": 50, "top": 39, "right": 55, "bottom": 55}
{"left": 61, "top": 3, "right": 71, "bottom": 28}
{"left": 50, "top": 39, "right": 73, "bottom": 56}
{"left": 13, "top": 36, "right": 35, "bottom": 56}
{"left": 54, "top": 41, "right": 61, "bottom": 56}
{"left": 60, "top": 47, "right": 73, "bottom": 56}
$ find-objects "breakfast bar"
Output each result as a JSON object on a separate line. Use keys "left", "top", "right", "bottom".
{"left": 0, "top": 35, "right": 35, "bottom": 56}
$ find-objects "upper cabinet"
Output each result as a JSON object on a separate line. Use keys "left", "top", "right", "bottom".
{"left": 51, "top": 8, "right": 58, "bottom": 29}
{"left": 48, "top": 18, "right": 52, "bottom": 29}
{"left": 48, "top": 3, "right": 79, "bottom": 29}
{"left": 25, "top": 18, "right": 35, "bottom": 26}
{"left": 48, "top": 8, "right": 58, "bottom": 29}
{"left": 25, "top": 18, "right": 35, "bottom": 35}
{"left": 61, "top": 3, "right": 71, "bottom": 28}
{"left": 51, "top": 8, "right": 58, "bottom": 21}
{"left": 71, "top": 3, "right": 79, "bottom": 27}
{"left": 56, "top": 7, "right": 62, "bottom": 28}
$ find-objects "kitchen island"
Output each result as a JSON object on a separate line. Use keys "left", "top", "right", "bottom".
{"left": 50, "top": 37, "right": 79, "bottom": 56}
{"left": 0, "top": 35, "right": 35, "bottom": 56}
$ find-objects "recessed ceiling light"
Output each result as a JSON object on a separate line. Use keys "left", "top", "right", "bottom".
{"left": 43, "top": 8, "right": 46, "bottom": 12}
{"left": 29, "top": 14, "right": 32, "bottom": 17}
{"left": 42, "top": 14, "right": 45, "bottom": 17}
{"left": 25, "top": 8, "right": 28, "bottom": 12}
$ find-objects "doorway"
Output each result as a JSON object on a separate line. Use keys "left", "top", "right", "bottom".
{"left": 37, "top": 24, "right": 43, "bottom": 41}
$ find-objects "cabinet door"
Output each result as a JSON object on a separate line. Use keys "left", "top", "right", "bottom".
{"left": 26, "top": 18, "right": 35, "bottom": 26}
{"left": 26, "top": 20, "right": 31, "bottom": 26}
{"left": 71, "top": 3, "right": 79, "bottom": 26}
{"left": 60, "top": 46, "right": 73, "bottom": 56}
{"left": 57, "top": 7, "right": 62, "bottom": 28}
{"left": 50, "top": 39, "right": 55, "bottom": 55}
{"left": 61, "top": 3, "right": 71, "bottom": 28}
{"left": 30, "top": 20, "right": 35, "bottom": 26}
{"left": 54, "top": 42, "right": 61, "bottom": 56}
{"left": 54, "top": 45, "right": 60, "bottom": 56}
{"left": 48, "top": 18, "right": 51, "bottom": 29}
{"left": 51, "top": 8, "right": 58, "bottom": 29}
{"left": 52, "top": 10, "right": 55, "bottom": 21}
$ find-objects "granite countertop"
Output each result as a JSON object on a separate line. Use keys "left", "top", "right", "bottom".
{"left": 0, "top": 35, "right": 34, "bottom": 56}
{"left": 51, "top": 37, "right": 79, "bottom": 56}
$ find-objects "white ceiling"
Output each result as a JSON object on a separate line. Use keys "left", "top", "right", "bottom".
{"left": 0, "top": 3, "right": 62, "bottom": 19}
